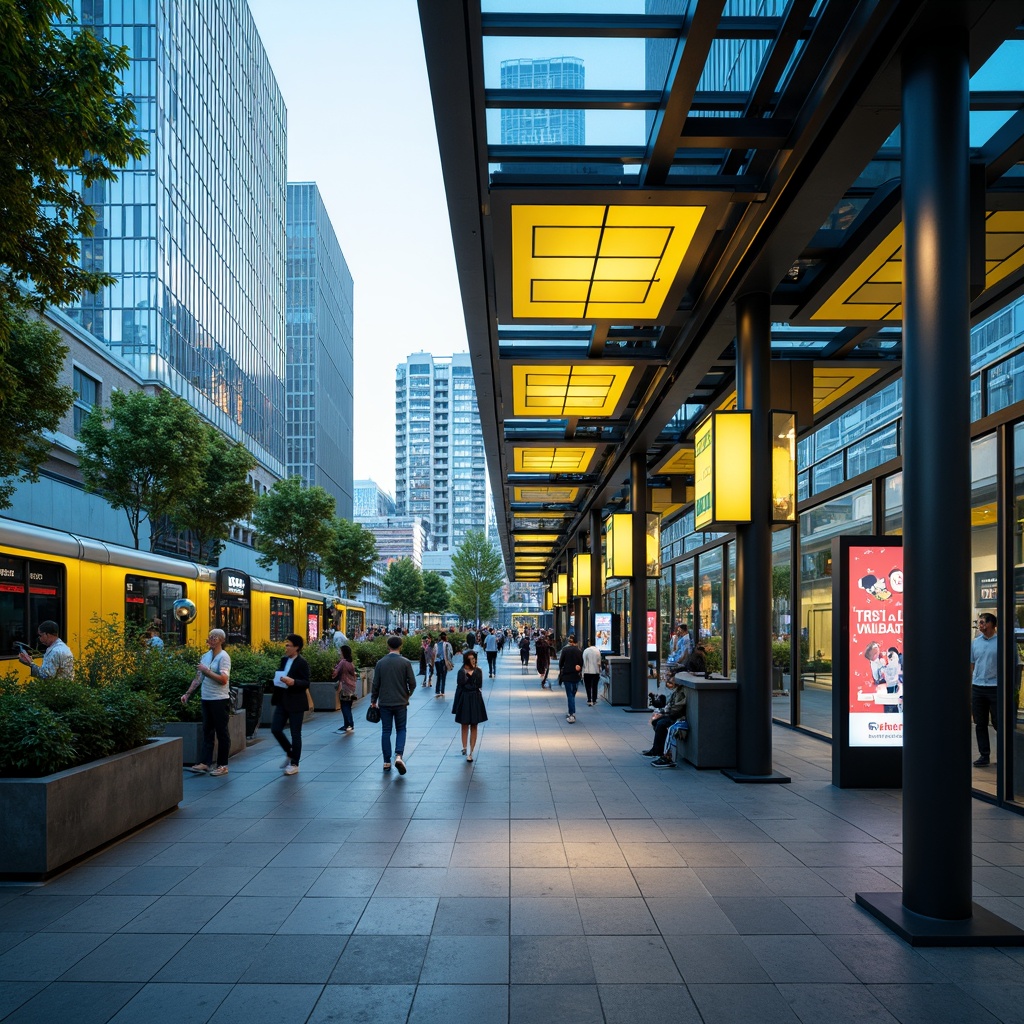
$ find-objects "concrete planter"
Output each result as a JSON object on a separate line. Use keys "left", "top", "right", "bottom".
{"left": 161, "top": 710, "right": 247, "bottom": 765}
{"left": 310, "top": 681, "right": 341, "bottom": 711}
{"left": 359, "top": 667, "right": 374, "bottom": 698}
{"left": 260, "top": 693, "right": 314, "bottom": 727}
{"left": 0, "top": 736, "right": 183, "bottom": 880}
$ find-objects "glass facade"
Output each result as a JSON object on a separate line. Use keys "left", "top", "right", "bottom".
{"left": 395, "top": 354, "right": 487, "bottom": 552}
{"left": 285, "top": 183, "right": 354, "bottom": 518}
{"left": 63, "top": 0, "right": 288, "bottom": 472}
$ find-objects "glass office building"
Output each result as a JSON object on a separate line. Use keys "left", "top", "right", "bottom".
{"left": 62, "top": 0, "right": 287, "bottom": 472}
{"left": 395, "top": 353, "right": 487, "bottom": 552}
{"left": 285, "top": 183, "right": 354, "bottom": 518}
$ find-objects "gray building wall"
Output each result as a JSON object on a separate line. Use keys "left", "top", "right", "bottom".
{"left": 286, "top": 183, "right": 354, "bottom": 518}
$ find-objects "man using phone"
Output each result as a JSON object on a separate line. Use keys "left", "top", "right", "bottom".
{"left": 18, "top": 621, "right": 74, "bottom": 680}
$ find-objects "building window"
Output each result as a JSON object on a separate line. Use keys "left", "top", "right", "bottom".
{"left": 73, "top": 367, "right": 100, "bottom": 437}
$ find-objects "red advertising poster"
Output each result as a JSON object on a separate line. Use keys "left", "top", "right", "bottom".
{"left": 307, "top": 613, "right": 319, "bottom": 645}
{"left": 646, "top": 611, "right": 657, "bottom": 653}
{"left": 847, "top": 543, "right": 903, "bottom": 747}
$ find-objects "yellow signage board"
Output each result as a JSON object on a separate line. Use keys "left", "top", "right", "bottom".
{"left": 694, "top": 411, "right": 752, "bottom": 528}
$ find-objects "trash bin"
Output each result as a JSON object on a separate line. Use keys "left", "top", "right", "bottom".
{"left": 239, "top": 684, "right": 263, "bottom": 741}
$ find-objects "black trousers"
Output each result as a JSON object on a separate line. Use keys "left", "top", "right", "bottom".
{"left": 201, "top": 699, "right": 231, "bottom": 767}
{"left": 272, "top": 705, "right": 304, "bottom": 765}
{"left": 972, "top": 684, "right": 998, "bottom": 757}
{"left": 486, "top": 651, "right": 497, "bottom": 675}
{"left": 583, "top": 673, "right": 600, "bottom": 704}
{"left": 650, "top": 715, "right": 673, "bottom": 756}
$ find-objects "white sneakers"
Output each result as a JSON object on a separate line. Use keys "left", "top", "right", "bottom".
{"left": 566, "top": 714, "right": 576, "bottom": 723}
{"left": 284, "top": 764, "right": 299, "bottom": 776}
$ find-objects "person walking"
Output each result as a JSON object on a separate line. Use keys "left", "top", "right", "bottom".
{"left": 519, "top": 632, "right": 530, "bottom": 672}
{"left": 453, "top": 649, "right": 487, "bottom": 761}
{"left": 484, "top": 627, "right": 499, "bottom": 678}
{"left": 425, "top": 634, "right": 436, "bottom": 687}
{"left": 558, "top": 635, "right": 584, "bottom": 723}
{"left": 535, "top": 632, "right": 551, "bottom": 687}
{"left": 371, "top": 634, "right": 417, "bottom": 774}
{"left": 180, "top": 628, "right": 232, "bottom": 776}
{"left": 270, "top": 633, "right": 311, "bottom": 776}
{"left": 419, "top": 637, "right": 429, "bottom": 682}
{"left": 972, "top": 613, "right": 1002, "bottom": 767}
{"left": 434, "top": 631, "right": 453, "bottom": 697}
{"left": 333, "top": 643, "right": 358, "bottom": 734}
{"left": 582, "top": 637, "right": 601, "bottom": 706}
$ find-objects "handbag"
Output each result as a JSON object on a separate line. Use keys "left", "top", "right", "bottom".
{"left": 366, "top": 704, "right": 381, "bottom": 723}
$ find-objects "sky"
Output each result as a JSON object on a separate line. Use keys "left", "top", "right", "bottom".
{"left": 245, "top": 0, "right": 468, "bottom": 497}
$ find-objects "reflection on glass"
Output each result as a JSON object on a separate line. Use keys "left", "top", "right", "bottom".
{"left": 1012, "top": 423, "right": 1024, "bottom": 806}
{"left": 884, "top": 471, "right": 902, "bottom": 535}
{"left": 772, "top": 528, "right": 793, "bottom": 723}
{"left": 727, "top": 543, "right": 736, "bottom": 680}
{"left": 675, "top": 559, "right": 694, "bottom": 637}
{"left": 698, "top": 547, "right": 723, "bottom": 673}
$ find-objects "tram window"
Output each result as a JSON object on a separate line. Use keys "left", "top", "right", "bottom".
{"left": 270, "top": 597, "right": 293, "bottom": 641}
{"left": 0, "top": 556, "right": 64, "bottom": 657}
{"left": 124, "top": 575, "right": 185, "bottom": 643}
{"left": 306, "top": 603, "right": 320, "bottom": 644}
{"left": 217, "top": 604, "right": 248, "bottom": 645}
{"left": 347, "top": 609, "right": 364, "bottom": 636}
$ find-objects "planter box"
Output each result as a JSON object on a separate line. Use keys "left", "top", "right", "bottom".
{"left": 359, "top": 667, "right": 374, "bottom": 698}
{"left": 260, "top": 693, "right": 314, "bottom": 727}
{"left": 0, "top": 736, "right": 183, "bottom": 880}
{"left": 310, "top": 681, "right": 341, "bottom": 712}
{"left": 161, "top": 710, "right": 247, "bottom": 765}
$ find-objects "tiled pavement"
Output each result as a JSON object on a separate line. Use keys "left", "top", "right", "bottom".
{"left": 3, "top": 652, "right": 1024, "bottom": 1023}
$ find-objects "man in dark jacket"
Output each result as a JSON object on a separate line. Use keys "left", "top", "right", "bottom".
{"left": 371, "top": 634, "right": 417, "bottom": 774}
{"left": 642, "top": 676, "right": 688, "bottom": 768}
{"left": 558, "top": 635, "right": 584, "bottom": 723}
{"left": 270, "top": 633, "right": 311, "bottom": 776}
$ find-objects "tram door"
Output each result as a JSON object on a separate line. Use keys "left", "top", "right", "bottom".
{"left": 215, "top": 568, "right": 251, "bottom": 646}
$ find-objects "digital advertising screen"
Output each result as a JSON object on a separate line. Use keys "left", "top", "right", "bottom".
{"left": 594, "top": 612, "right": 613, "bottom": 654}
{"left": 646, "top": 611, "right": 658, "bottom": 653}
{"left": 846, "top": 543, "right": 904, "bottom": 748}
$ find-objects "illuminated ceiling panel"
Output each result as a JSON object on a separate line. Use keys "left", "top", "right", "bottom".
{"left": 513, "top": 532, "right": 563, "bottom": 543}
{"left": 513, "top": 513, "right": 572, "bottom": 529}
{"left": 657, "top": 448, "right": 694, "bottom": 475}
{"left": 512, "top": 364, "right": 632, "bottom": 417}
{"left": 513, "top": 445, "right": 597, "bottom": 473}
{"left": 511, "top": 204, "right": 706, "bottom": 320}
{"left": 812, "top": 214, "right": 1024, "bottom": 323}
{"left": 513, "top": 485, "right": 580, "bottom": 503}
{"left": 810, "top": 367, "right": 880, "bottom": 413}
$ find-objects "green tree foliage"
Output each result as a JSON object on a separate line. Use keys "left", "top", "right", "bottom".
{"left": 251, "top": 476, "right": 336, "bottom": 584}
{"left": 449, "top": 529, "right": 505, "bottom": 626}
{"left": 0, "top": 313, "right": 75, "bottom": 507}
{"left": 78, "top": 389, "right": 208, "bottom": 550}
{"left": 321, "top": 518, "right": 379, "bottom": 598}
{"left": 420, "top": 570, "right": 449, "bottom": 614}
{"left": 0, "top": 0, "right": 147, "bottom": 345}
{"left": 379, "top": 557, "right": 423, "bottom": 627}
{"left": 169, "top": 425, "right": 257, "bottom": 564}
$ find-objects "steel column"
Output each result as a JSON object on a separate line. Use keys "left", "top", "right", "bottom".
{"left": 630, "top": 453, "right": 649, "bottom": 709}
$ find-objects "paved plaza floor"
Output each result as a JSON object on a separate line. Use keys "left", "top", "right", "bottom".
{"left": 3, "top": 651, "right": 1024, "bottom": 1023}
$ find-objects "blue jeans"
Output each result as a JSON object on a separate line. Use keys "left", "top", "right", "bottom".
{"left": 271, "top": 705, "right": 304, "bottom": 765}
{"left": 435, "top": 663, "right": 448, "bottom": 694}
{"left": 340, "top": 697, "right": 354, "bottom": 729}
{"left": 563, "top": 679, "right": 578, "bottom": 716}
{"left": 379, "top": 704, "right": 408, "bottom": 762}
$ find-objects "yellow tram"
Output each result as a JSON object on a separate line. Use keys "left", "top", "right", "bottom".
{"left": 0, "top": 518, "right": 365, "bottom": 674}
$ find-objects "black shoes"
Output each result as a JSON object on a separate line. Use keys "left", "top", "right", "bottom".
{"left": 651, "top": 756, "right": 675, "bottom": 769}
{"left": 973, "top": 756, "right": 991, "bottom": 767}
{"left": 640, "top": 749, "right": 658, "bottom": 757}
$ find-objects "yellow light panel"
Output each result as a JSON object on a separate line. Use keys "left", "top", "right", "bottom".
{"left": 513, "top": 533, "right": 563, "bottom": 543}
{"left": 511, "top": 204, "right": 706, "bottom": 320}
{"left": 512, "top": 364, "right": 632, "bottom": 418}
{"left": 572, "top": 553, "right": 592, "bottom": 597}
{"left": 513, "top": 446, "right": 597, "bottom": 473}
{"left": 812, "top": 213, "right": 1024, "bottom": 324}
{"left": 657, "top": 448, "right": 694, "bottom": 475}
{"left": 513, "top": 485, "right": 580, "bottom": 503}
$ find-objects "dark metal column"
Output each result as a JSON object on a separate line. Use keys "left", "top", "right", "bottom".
{"left": 725, "top": 292, "right": 785, "bottom": 782}
{"left": 590, "top": 509, "right": 603, "bottom": 616}
{"left": 857, "top": 20, "right": 1022, "bottom": 945}
{"left": 575, "top": 529, "right": 588, "bottom": 642}
{"left": 629, "top": 453, "right": 649, "bottom": 710}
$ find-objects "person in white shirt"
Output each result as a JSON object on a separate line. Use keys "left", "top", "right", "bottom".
{"left": 180, "top": 629, "right": 233, "bottom": 776}
{"left": 582, "top": 638, "right": 602, "bottom": 706}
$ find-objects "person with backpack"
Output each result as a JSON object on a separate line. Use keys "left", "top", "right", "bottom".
{"left": 557, "top": 635, "right": 584, "bottom": 723}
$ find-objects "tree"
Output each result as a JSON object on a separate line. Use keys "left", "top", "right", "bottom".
{"left": 169, "top": 425, "right": 257, "bottom": 564}
{"left": 420, "top": 571, "right": 450, "bottom": 615}
{"left": 379, "top": 557, "right": 423, "bottom": 628}
{"left": 0, "top": 1, "right": 147, "bottom": 343}
{"left": 449, "top": 529, "right": 505, "bottom": 627}
{"left": 78, "top": 389, "right": 208, "bottom": 550}
{"left": 0, "top": 314, "right": 75, "bottom": 508}
{"left": 322, "top": 518, "right": 379, "bottom": 598}
{"left": 251, "top": 477, "right": 336, "bottom": 585}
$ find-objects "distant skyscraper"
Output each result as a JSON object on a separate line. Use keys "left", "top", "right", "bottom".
{"left": 354, "top": 479, "right": 396, "bottom": 519}
{"left": 395, "top": 353, "right": 487, "bottom": 552}
{"left": 62, "top": 0, "right": 287, "bottom": 472}
{"left": 286, "top": 183, "right": 354, "bottom": 517}
{"left": 500, "top": 57, "right": 585, "bottom": 145}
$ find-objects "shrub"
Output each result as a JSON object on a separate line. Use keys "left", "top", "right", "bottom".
{"left": 401, "top": 635, "right": 423, "bottom": 661}
{"left": 103, "top": 683, "right": 161, "bottom": 752}
{"left": 143, "top": 646, "right": 204, "bottom": 722}
{"left": 772, "top": 639, "right": 792, "bottom": 669}
{"left": 0, "top": 695, "right": 77, "bottom": 777}
{"left": 28, "top": 678, "right": 113, "bottom": 764}
{"left": 353, "top": 637, "right": 388, "bottom": 668}
{"left": 304, "top": 644, "right": 339, "bottom": 681}
{"left": 702, "top": 635, "right": 723, "bottom": 674}
{"left": 227, "top": 644, "right": 279, "bottom": 687}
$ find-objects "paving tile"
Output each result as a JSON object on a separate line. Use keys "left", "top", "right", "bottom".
{"left": 743, "top": 934, "right": 858, "bottom": 983}
{"left": 308, "top": 984, "right": 416, "bottom": 1024}
{"left": 328, "top": 843, "right": 396, "bottom": 867}
{"left": 510, "top": 935, "right": 594, "bottom": 984}
{"left": 118, "top": 895, "right": 230, "bottom": 933}
{"left": 409, "top": 983, "right": 509, "bottom": 1023}
{"left": 862, "top": 983, "right": 1003, "bottom": 1024}
{"left": 100, "top": 865, "right": 199, "bottom": 896}
{"left": 915, "top": 946, "right": 1024, "bottom": 985}
{"left": 449, "top": 842, "right": 510, "bottom": 867}
{"left": 0, "top": 931, "right": 106, "bottom": 981}
{"left": 236, "top": 866, "right": 324, "bottom": 898}
{"left": 153, "top": 933, "right": 271, "bottom": 982}
{"left": 694, "top": 867, "right": 775, "bottom": 898}
{"left": 586, "top": 934, "right": 680, "bottom": 983}
{"left": 354, "top": 897, "right": 438, "bottom": 934}
{"left": 0, "top": 895, "right": 89, "bottom": 932}
{"left": 576, "top": 897, "right": 659, "bottom": 935}
{"left": 665, "top": 934, "right": 771, "bottom": 983}
{"left": 278, "top": 897, "right": 368, "bottom": 934}
{"left": 509, "top": 984, "right": 601, "bottom": 1024}
{"left": 236, "top": 933, "right": 344, "bottom": 983}
{"left": 510, "top": 868, "right": 575, "bottom": 897}
{"left": 783, "top": 896, "right": 887, "bottom": 934}
{"left": 200, "top": 896, "right": 300, "bottom": 934}
{"left": 509, "top": 843, "right": 567, "bottom": 868}
{"left": 597, "top": 983, "right": 703, "bottom": 1024}
{"left": 751, "top": 866, "right": 844, "bottom": 897}
{"left": 373, "top": 866, "right": 448, "bottom": 897}
{"left": 304, "top": 867, "right": 384, "bottom": 897}
{"left": 616, "top": 843, "right": 685, "bottom": 868}
{"left": 569, "top": 868, "right": 641, "bottom": 897}
{"left": 819, "top": 933, "right": 945, "bottom": 984}
{"left": 954, "top": 981, "right": 1024, "bottom": 1023}
{"left": 0, "top": 981, "right": 48, "bottom": 1020}
{"left": 60, "top": 932, "right": 190, "bottom": 982}
{"left": 563, "top": 843, "right": 628, "bottom": 868}
{"left": 42, "top": 894, "right": 157, "bottom": 933}
{"left": 328, "top": 935, "right": 427, "bottom": 984}
{"left": 715, "top": 897, "right": 813, "bottom": 935}
{"left": 629, "top": 867, "right": 710, "bottom": 898}
{"left": 431, "top": 896, "right": 509, "bottom": 935}
{"left": 2, "top": 981, "right": 141, "bottom": 1024}
{"left": 419, "top": 934, "right": 509, "bottom": 983}
{"left": 510, "top": 897, "right": 583, "bottom": 935}
{"left": 645, "top": 895, "right": 737, "bottom": 935}
{"left": 778, "top": 983, "right": 899, "bottom": 1024}
{"left": 689, "top": 983, "right": 803, "bottom": 1024}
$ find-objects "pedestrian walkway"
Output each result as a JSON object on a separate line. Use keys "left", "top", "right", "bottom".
{"left": 2, "top": 652, "right": 1024, "bottom": 1023}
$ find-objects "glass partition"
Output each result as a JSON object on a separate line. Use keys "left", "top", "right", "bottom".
{"left": 698, "top": 547, "right": 723, "bottom": 673}
{"left": 727, "top": 543, "right": 737, "bottom": 679}
{"left": 772, "top": 528, "right": 794, "bottom": 723}
{"left": 1012, "top": 423, "right": 1024, "bottom": 806}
